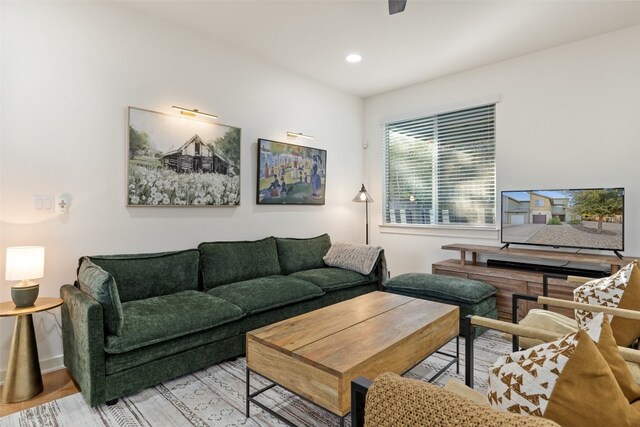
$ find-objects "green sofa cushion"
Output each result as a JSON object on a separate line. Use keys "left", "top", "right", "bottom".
{"left": 290, "top": 267, "right": 373, "bottom": 292}
{"left": 199, "top": 237, "right": 281, "bottom": 290}
{"left": 105, "top": 334, "right": 242, "bottom": 377}
{"left": 275, "top": 234, "right": 332, "bottom": 275}
{"left": 77, "top": 258, "right": 124, "bottom": 336}
{"left": 384, "top": 288, "right": 496, "bottom": 317}
{"left": 104, "top": 290, "right": 244, "bottom": 354}
{"left": 206, "top": 275, "right": 324, "bottom": 314}
{"left": 88, "top": 250, "right": 200, "bottom": 303}
{"left": 384, "top": 273, "right": 496, "bottom": 304}
{"left": 105, "top": 319, "right": 242, "bottom": 375}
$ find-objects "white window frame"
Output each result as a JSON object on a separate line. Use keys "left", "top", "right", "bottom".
{"left": 380, "top": 96, "right": 500, "bottom": 236}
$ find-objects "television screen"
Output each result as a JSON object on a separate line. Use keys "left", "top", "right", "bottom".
{"left": 501, "top": 188, "right": 624, "bottom": 251}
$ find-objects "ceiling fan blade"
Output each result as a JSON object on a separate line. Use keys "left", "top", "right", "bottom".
{"left": 389, "top": 0, "right": 407, "bottom": 15}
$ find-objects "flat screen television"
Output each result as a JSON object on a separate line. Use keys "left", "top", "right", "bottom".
{"left": 501, "top": 187, "right": 624, "bottom": 253}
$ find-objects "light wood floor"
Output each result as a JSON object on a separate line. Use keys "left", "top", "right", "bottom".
{"left": 0, "top": 369, "right": 80, "bottom": 417}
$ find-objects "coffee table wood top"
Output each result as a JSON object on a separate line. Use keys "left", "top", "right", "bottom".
{"left": 250, "top": 291, "right": 413, "bottom": 351}
{"left": 246, "top": 291, "right": 459, "bottom": 416}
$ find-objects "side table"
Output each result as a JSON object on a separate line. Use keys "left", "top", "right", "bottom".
{"left": 1, "top": 297, "right": 63, "bottom": 403}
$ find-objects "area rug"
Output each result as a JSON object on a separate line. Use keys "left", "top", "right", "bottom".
{"left": 1, "top": 331, "right": 509, "bottom": 427}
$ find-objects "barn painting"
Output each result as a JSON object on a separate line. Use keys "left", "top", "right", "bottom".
{"left": 127, "top": 107, "right": 241, "bottom": 206}
{"left": 161, "top": 134, "right": 229, "bottom": 175}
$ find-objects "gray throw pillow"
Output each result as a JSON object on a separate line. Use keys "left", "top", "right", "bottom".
{"left": 323, "top": 242, "right": 382, "bottom": 275}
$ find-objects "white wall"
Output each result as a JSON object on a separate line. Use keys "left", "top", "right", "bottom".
{"left": 0, "top": 1, "right": 365, "bottom": 376}
{"left": 364, "top": 25, "right": 640, "bottom": 276}
{"left": 3, "top": 2, "right": 639, "bottom": 382}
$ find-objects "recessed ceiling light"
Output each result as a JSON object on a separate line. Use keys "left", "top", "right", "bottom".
{"left": 345, "top": 53, "right": 362, "bottom": 63}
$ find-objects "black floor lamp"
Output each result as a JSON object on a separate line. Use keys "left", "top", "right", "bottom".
{"left": 352, "top": 184, "right": 373, "bottom": 245}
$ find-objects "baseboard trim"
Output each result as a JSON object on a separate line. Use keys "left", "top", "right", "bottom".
{"left": 0, "top": 354, "right": 65, "bottom": 385}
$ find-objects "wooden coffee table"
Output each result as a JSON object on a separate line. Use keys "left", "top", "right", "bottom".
{"left": 245, "top": 291, "right": 459, "bottom": 426}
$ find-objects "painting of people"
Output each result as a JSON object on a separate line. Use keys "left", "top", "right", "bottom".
{"left": 256, "top": 138, "right": 327, "bottom": 205}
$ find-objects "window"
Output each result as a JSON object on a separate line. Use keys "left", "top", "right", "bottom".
{"left": 383, "top": 103, "right": 496, "bottom": 227}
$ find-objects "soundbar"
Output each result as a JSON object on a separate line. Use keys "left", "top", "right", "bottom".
{"left": 486, "top": 259, "right": 609, "bottom": 278}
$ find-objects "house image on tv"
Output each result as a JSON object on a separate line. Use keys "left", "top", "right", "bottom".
{"left": 503, "top": 193, "right": 531, "bottom": 225}
{"left": 161, "top": 134, "right": 229, "bottom": 175}
{"left": 503, "top": 191, "right": 578, "bottom": 225}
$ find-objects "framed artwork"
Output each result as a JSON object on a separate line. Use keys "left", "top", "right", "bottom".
{"left": 257, "top": 138, "right": 327, "bottom": 205}
{"left": 127, "top": 107, "right": 241, "bottom": 206}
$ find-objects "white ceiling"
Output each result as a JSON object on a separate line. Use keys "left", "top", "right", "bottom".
{"left": 121, "top": 0, "right": 640, "bottom": 97}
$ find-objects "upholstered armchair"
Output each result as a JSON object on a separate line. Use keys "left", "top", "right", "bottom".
{"left": 463, "top": 273, "right": 640, "bottom": 387}
{"left": 350, "top": 374, "right": 560, "bottom": 427}
{"left": 351, "top": 272, "right": 640, "bottom": 427}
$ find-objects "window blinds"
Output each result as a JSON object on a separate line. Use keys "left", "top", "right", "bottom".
{"left": 383, "top": 104, "right": 496, "bottom": 226}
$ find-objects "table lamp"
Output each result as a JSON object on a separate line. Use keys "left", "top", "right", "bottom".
{"left": 352, "top": 184, "right": 373, "bottom": 245}
{"left": 5, "top": 246, "right": 45, "bottom": 307}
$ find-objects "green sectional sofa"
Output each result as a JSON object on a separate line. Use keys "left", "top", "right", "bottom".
{"left": 61, "top": 234, "right": 383, "bottom": 407}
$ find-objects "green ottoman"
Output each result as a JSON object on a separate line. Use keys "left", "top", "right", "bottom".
{"left": 384, "top": 273, "right": 497, "bottom": 336}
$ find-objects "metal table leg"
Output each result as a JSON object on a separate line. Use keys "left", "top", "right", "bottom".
{"left": 246, "top": 367, "right": 346, "bottom": 427}
{"left": 2, "top": 314, "right": 43, "bottom": 403}
{"left": 245, "top": 367, "right": 250, "bottom": 418}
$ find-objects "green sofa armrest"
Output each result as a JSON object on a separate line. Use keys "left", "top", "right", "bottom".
{"left": 61, "top": 284, "right": 107, "bottom": 406}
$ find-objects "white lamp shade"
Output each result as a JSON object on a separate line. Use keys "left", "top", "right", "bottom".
{"left": 352, "top": 184, "right": 373, "bottom": 203}
{"left": 5, "top": 246, "right": 45, "bottom": 281}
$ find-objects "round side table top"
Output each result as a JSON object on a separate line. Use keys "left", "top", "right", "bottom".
{"left": 0, "top": 297, "right": 63, "bottom": 317}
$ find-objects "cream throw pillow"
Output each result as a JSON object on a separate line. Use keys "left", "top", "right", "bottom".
{"left": 627, "top": 362, "right": 640, "bottom": 385}
{"left": 516, "top": 309, "right": 579, "bottom": 349}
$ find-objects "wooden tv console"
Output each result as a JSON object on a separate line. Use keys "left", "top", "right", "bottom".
{"left": 432, "top": 243, "right": 637, "bottom": 321}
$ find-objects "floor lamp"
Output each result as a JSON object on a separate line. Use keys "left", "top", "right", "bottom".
{"left": 352, "top": 184, "right": 373, "bottom": 245}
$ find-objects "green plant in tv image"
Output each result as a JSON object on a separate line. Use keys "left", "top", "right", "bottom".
{"left": 547, "top": 217, "right": 562, "bottom": 225}
{"left": 569, "top": 189, "right": 623, "bottom": 230}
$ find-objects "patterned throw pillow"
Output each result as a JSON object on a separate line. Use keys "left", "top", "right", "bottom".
{"left": 488, "top": 314, "right": 640, "bottom": 426}
{"left": 574, "top": 261, "right": 640, "bottom": 346}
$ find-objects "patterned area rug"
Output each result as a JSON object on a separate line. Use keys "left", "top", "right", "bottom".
{"left": 1, "top": 331, "right": 509, "bottom": 427}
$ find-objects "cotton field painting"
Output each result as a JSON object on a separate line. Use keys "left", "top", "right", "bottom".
{"left": 127, "top": 107, "right": 241, "bottom": 206}
{"left": 257, "top": 138, "right": 326, "bottom": 205}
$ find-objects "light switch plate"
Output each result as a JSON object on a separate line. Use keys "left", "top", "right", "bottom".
{"left": 33, "top": 195, "right": 54, "bottom": 212}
